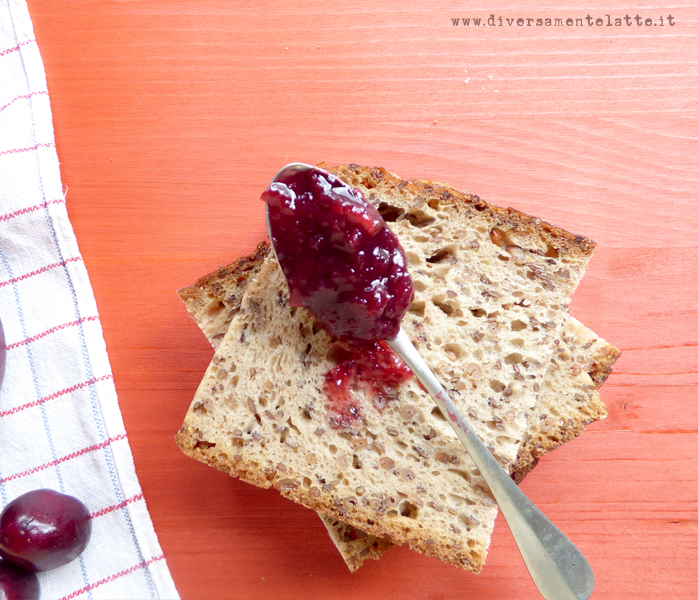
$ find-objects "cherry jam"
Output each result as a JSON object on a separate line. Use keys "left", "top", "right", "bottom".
{"left": 262, "top": 165, "right": 414, "bottom": 342}
{"left": 323, "top": 341, "right": 413, "bottom": 428}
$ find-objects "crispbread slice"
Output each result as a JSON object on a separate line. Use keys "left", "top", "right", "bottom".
{"left": 179, "top": 251, "right": 618, "bottom": 571}
{"left": 320, "top": 315, "right": 618, "bottom": 568}
{"left": 177, "top": 241, "right": 271, "bottom": 347}
{"left": 510, "top": 316, "right": 619, "bottom": 482}
{"left": 176, "top": 165, "right": 599, "bottom": 573}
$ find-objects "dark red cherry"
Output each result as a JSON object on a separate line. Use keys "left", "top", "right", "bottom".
{"left": 0, "top": 560, "right": 40, "bottom": 600}
{"left": 0, "top": 489, "right": 91, "bottom": 572}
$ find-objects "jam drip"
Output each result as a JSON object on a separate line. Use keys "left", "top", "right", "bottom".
{"left": 323, "top": 341, "right": 413, "bottom": 429}
{"left": 262, "top": 166, "right": 414, "bottom": 342}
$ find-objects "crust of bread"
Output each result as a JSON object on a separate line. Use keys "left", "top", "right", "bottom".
{"left": 329, "top": 164, "right": 597, "bottom": 261}
{"left": 319, "top": 514, "right": 396, "bottom": 572}
{"left": 175, "top": 164, "right": 610, "bottom": 574}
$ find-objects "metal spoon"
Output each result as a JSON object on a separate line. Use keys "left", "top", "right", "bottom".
{"left": 266, "top": 163, "right": 595, "bottom": 600}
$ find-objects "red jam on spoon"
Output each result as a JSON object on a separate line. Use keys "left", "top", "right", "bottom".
{"left": 262, "top": 165, "right": 414, "bottom": 343}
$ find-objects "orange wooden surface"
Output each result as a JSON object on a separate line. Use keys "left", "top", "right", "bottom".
{"left": 26, "top": 1, "right": 698, "bottom": 598}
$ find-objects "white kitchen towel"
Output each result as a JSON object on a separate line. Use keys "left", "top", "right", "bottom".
{"left": 0, "top": 0, "right": 179, "bottom": 597}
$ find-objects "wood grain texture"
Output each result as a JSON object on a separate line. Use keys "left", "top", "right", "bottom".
{"left": 23, "top": 0, "right": 698, "bottom": 598}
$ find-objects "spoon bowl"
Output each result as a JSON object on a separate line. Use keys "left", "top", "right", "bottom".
{"left": 271, "top": 162, "right": 312, "bottom": 183}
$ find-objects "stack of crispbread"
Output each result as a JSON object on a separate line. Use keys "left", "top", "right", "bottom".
{"left": 176, "top": 165, "right": 619, "bottom": 573}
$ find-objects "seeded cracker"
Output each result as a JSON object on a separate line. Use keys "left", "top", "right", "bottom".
{"left": 510, "top": 316, "right": 619, "bottom": 482}
{"left": 179, "top": 254, "right": 617, "bottom": 570}
{"left": 176, "top": 165, "right": 608, "bottom": 573}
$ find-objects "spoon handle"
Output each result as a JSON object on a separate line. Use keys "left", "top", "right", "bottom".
{"left": 388, "top": 328, "right": 594, "bottom": 600}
